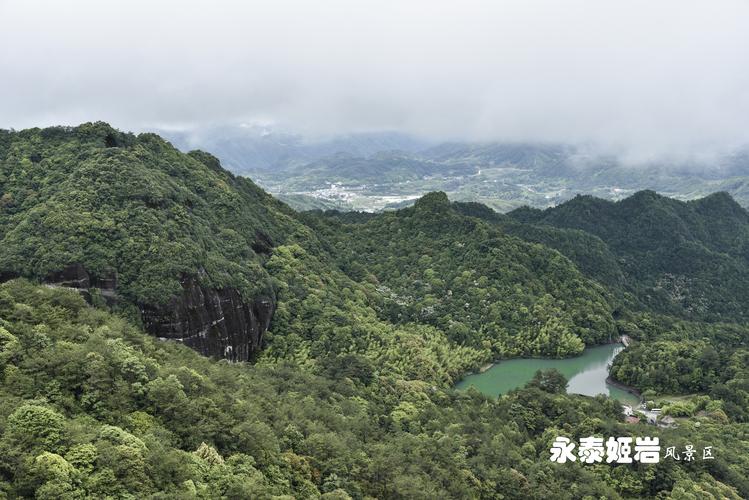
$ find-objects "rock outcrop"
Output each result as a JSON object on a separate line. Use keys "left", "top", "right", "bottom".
{"left": 42, "top": 264, "right": 273, "bottom": 362}
{"left": 140, "top": 276, "right": 274, "bottom": 362}
{"left": 44, "top": 263, "right": 117, "bottom": 305}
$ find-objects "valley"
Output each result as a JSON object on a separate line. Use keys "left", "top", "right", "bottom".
{"left": 264, "top": 163, "right": 749, "bottom": 213}
{"left": 0, "top": 124, "right": 748, "bottom": 498}
{"left": 6, "top": 1, "right": 749, "bottom": 497}
{"left": 164, "top": 128, "right": 749, "bottom": 213}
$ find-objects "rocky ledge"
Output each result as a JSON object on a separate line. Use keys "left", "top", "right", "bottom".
{"left": 44, "top": 263, "right": 118, "bottom": 305}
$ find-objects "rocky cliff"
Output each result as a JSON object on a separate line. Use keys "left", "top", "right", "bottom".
{"left": 44, "top": 264, "right": 274, "bottom": 361}
{"left": 0, "top": 124, "right": 299, "bottom": 361}
{"left": 140, "top": 276, "right": 274, "bottom": 362}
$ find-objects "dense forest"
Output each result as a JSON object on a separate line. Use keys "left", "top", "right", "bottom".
{"left": 506, "top": 191, "right": 749, "bottom": 322}
{"left": 307, "top": 193, "right": 616, "bottom": 359}
{"left": 1, "top": 124, "right": 748, "bottom": 498}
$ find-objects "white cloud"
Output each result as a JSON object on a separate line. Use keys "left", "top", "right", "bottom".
{"left": 1, "top": 0, "right": 749, "bottom": 160}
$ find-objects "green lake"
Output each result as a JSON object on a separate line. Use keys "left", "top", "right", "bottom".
{"left": 455, "top": 343, "right": 639, "bottom": 405}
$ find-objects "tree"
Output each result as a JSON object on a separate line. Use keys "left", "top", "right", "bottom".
{"left": 5, "top": 404, "right": 65, "bottom": 452}
{"left": 526, "top": 369, "right": 568, "bottom": 394}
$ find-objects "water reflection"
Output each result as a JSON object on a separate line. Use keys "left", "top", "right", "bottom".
{"left": 455, "top": 344, "right": 638, "bottom": 404}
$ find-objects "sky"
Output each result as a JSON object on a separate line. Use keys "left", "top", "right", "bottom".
{"left": 2, "top": 0, "right": 749, "bottom": 162}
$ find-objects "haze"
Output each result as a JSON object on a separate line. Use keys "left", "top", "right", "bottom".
{"left": 2, "top": 0, "right": 749, "bottom": 162}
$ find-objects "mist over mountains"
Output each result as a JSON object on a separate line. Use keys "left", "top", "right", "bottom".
{"left": 4, "top": 0, "right": 749, "bottom": 496}
{"left": 158, "top": 125, "right": 749, "bottom": 212}
{"left": 158, "top": 125, "right": 433, "bottom": 173}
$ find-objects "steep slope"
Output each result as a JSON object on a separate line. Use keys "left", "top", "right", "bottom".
{"left": 0, "top": 123, "right": 307, "bottom": 360}
{"left": 453, "top": 201, "right": 628, "bottom": 290}
{"left": 2, "top": 126, "right": 749, "bottom": 497}
{"left": 311, "top": 192, "right": 617, "bottom": 358}
{"left": 507, "top": 190, "right": 749, "bottom": 321}
{"left": 5, "top": 123, "right": 746, "bottom": 366}
{"left": 0, "top": 124, "right": 619, "bottom": 375}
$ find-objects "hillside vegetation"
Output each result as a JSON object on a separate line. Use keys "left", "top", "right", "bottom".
{"left": 0, "top": 124, "right": 624, "bottom": 376}
{"left": 506, "top": 191, "right": 749, "bottom": 322}
{"left": 0, "top": 123, "right": 306, "bottom": 306}
{"left": 1, "top": 280, "right": 747, "bottom": 499}
{"left": 311, "top": 193, "right": 616, "bottom": 359}
{"left": 1, "top": 124, "right": 749, "bottom": 498}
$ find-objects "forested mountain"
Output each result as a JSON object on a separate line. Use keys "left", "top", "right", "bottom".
{"left": 0, "top": 123, "right": 310, "bottom": 362}
{"left": 0, "top": 124, "right": 620, "bottom": 378}
{"left": 9, "top": 279, "right": 745, "bottom": 499}
{"left": 1, "top": 124, "right": 748, "bottom": 498}
{"left": 311, "top": 193, "right": 616, "bottom": 358}
{"left": 506, "top": 191, "right": 749, "bottom": 322}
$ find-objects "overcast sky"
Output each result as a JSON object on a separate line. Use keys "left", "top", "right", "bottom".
{"left": 2, "top": 0, "right": 749, "bottom": 161}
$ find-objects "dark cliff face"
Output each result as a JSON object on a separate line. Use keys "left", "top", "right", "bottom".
{"left": 140, "top": 277, "right": 274, "bottom": 362}
{"left": 43, "top": 264, "right": 274, "bottom": 362}
{"left": 44, "top": 263, "right": 117, "bottom": 305}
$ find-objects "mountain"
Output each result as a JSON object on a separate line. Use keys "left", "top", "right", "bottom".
{"left": 1, "top": 124, "right": 749, "bottom": 498}
{"left": 421, "top": 141, "right": 576, "bottom": 170}
{"left": 0, "top": 123, "right": 305, "bottom": 361}
{"left": 0, "top": 123, "right": 617, "bottom": 374}
{"left": 168, "top": 129, "right": 749, "bottom": 212}
{"left": 3, "top": 124, "right": 747, "bottom": 369}
{"left": 279, "top": 152, "right": 472, "bottom": 189}
{"left": 158, "top": 125, "right": 432, "bottom": 174}
{"left": 506, "top": 191, "right": 749, "bottom": 321}
{"left": 311, "top": 192, "right": 616, "bottom": 358}
{"left": 4, "top": 278, "right": 708, "bottom": 499}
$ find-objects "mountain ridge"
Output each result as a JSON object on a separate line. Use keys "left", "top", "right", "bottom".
{"left": 505, "top": 190, "right": 749, "bottom": 321}
{"left": 154, "top": 125, "right": 749, "bottom": 212}
{"left": 0, "top": 122, "right": 304, "bottom": 360}
{"left": 2, "top": 124, "right": 749, "bottom": 497}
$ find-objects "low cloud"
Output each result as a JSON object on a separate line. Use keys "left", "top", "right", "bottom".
{"left": 2, "top": 0, "right": 749, "bottom": 163}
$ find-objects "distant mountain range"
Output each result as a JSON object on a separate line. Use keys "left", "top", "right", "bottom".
{"left": 3, "top": 123, "right": 749, "bottom": 497}
{"left": 158, "top": 125, "right": 749, "bottom": 212}
{"left": 158, "top": 125, "right": 432, "bottom": 173}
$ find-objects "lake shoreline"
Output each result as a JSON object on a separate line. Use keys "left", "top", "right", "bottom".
{"left": 605, "top": 375, "right": 642, "bottom": 403}
{"left": 456, "top": 341, "right": 634, "bottom": 401}
{"left": 464, "top": 336, "right": 628, "bottom": 378}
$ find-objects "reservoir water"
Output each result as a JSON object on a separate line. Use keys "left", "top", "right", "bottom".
{"left": 455, "top": 344, "right": 639, "bottom": 405}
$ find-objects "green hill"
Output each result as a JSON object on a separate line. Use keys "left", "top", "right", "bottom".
{"left": 0, "top": 123, "right": 313, "bottom": 361}
{"left": 507, "top": 191, "right": 749, "bottom": 321}
{"left": 312, "top": 192, "right": 616, "bottom": 358}
{"left": 2, "top": 124, "right": 749, "bottom": 498}
{"left": 1, "top": 279, "right": 747, "bottom": 499}
{"left": 0, "top": 124, "right": 628, "bottom": 373}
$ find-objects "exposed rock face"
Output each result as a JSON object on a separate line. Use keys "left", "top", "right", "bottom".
{"left": 45, "top": 263, "right": 91, "bottom": 289}
{"left": 140, "top": 277, "right": 274, "bottom": 362}
{"left": 44, "top": 263, "right": 117, "bottom": 305}
{"left": 42, "top": 264, "right": 273, "bottom": 362}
